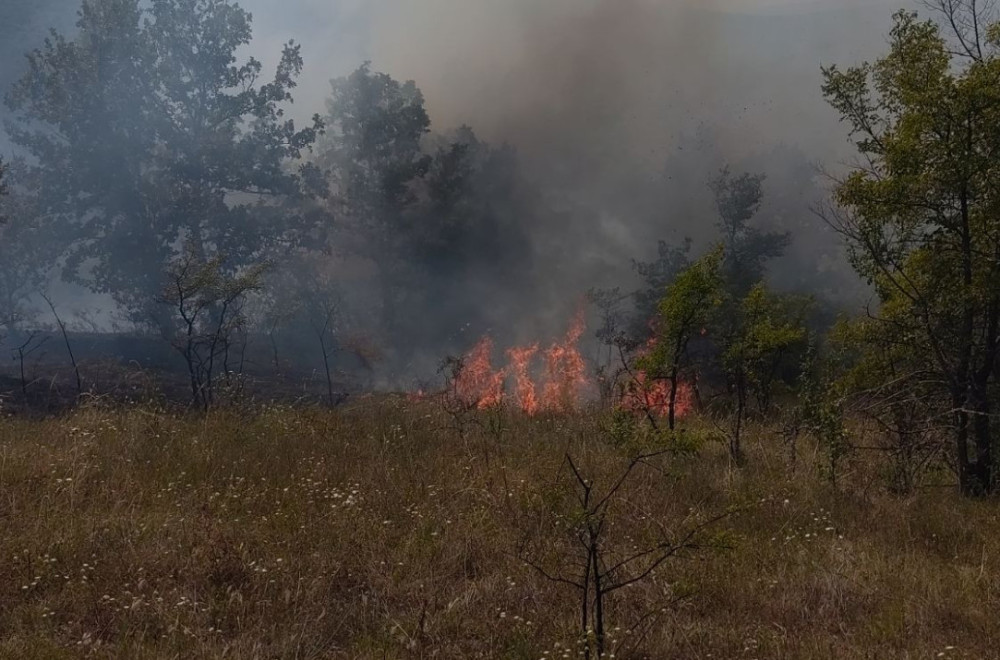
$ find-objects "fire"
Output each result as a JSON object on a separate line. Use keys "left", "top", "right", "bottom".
{"left": 453, "top": 336, "right": 505, "bottom": 410}
{"left": 507, "top": 344, "right": 540, "bottom": 415}
{"left": 620, "top": 332, "right": 694, "bottom": 420}
{"left": 621, "top": 372, "right": 693, "bottom": 419}
{"left": 438, "top": 311, "right": 693, "bottom": 420}
{"left": 447, "top": 311, "right": 591, "bottom": 414}
{"left": 539, "top": 309, "right": 588, "bottom": 413}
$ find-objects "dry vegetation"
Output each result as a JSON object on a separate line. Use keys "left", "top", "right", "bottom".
{"left": 0, "top": 398, "right": 997, "bottom": 659}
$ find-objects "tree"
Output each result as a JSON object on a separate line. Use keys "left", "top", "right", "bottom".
{"left": 0, "top": 159, "right": 7, "bottom": 206}
{"left": 5, "top": 0, "right": 322, "bottom": 328}
{"left": 0, "top": 160, "right": 54, "bottom": 331}
{"left": 640, "top": 247, "right": 725, "bottom": 430}
{"left": 830, "top": 314, "right": 943, "bottom": 493}
{"left": 631, "top": 238, "right": 692, "bottom": 338}
{"left": 716, "top": 283, "right": 807, "bottom": 464}
{"left": 520, "top": 449, "right": 731, "bottom": 660}
{"left": 320, "top": 63, "right": 431, "bottom": 342}
{"left": 710, "top": 167, "right": 791, "bottom": 298}
{"left": 411, "top": 126, "right": 535, "bottom": 351}
{"left": 822, "top": 4, "right": 1000, "bottom": 495}
{"left": 157, "top": 244, "right": 267, "bottom": 410}
{"left": 322, "top": 71, "right": 536, "bottom": 362}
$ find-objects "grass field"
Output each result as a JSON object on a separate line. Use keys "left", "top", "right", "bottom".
{"left": 0, "top": 397, "right": 997, "bottom": 659}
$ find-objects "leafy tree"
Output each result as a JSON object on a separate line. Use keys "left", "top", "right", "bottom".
{"left": 822, "top": 4, "right": 1000, "bottom": 495}
{"left": 710, "top": 167, "right": 790, "bottom": 297}
{"left": 640, "top": 247, "right": 725, "bottom": 430}
{"left": 716, "top": 283, "right": 807, "bottom": 463}
{"left": 0, "top": 160, "right": 54, "bottom": 330}
{"left": 631, "top": 238, "right": 691, "bottom": 337}
{"left": 4, "top": 0, "right": 322, "bottom": 329}
{"left": 587, "top": 286, "right": 629, "bottom": 403}
{"left": 320, "top": 62, "right": 431, "bottom": 340}
{"left": 796, "top": 344, "right": 850, "bottom": 487}
{"left": 631, "top": 167, "right": 786, "bottom": 344}
{"left": 830, "top": 314, "right": 943, "bottom": 492}
{"left": 412, "top": 126, "right": 535, "bottom": 350}
{"left": 322, "top": 70, "right": 535, "bottom": 362}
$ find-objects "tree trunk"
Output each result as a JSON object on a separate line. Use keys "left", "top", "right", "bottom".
{"left": 954, "top": 390, "right": 974, "bottom": 496}
{"left": 667, "top": 367, "right": 679, "bottom": 431}
{"left": 969, "top": 381, "right": 994, "bottom": 495}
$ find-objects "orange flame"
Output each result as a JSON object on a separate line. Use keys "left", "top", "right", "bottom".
{"left": 620, "top": 331, "right": 694, "bottom": 420}
{"left": 444, "top": 311, "right": 591, "bottom": 414}
{"left": 436, "top": 310, "right": 693, "bottom": 420}
{"left": 621, "top": 372, "right": 693, "bottom": 419}
{"left": 454, "top": 337, "right": 505, "bottom": 409}
{"left": 539, "top": 309, "right": 588, "bottom": 413}
{"left": 507, "top": 344, "right": 540, "bottom": 415}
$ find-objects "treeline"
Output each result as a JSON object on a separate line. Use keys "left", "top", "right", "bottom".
{"left": 611, "top": 1, "right": 1000, "bottom": 498}
{"left": 2, "top": 1, "right": 1000, "bottom": 499}
{"left": 0, "top": 0, "right": 542, "bottom": 390}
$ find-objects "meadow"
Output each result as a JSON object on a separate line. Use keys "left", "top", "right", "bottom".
{"left": 0, "top": 397, "right": 996, "bottom": 659}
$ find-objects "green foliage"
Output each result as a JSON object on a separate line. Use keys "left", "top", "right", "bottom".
{"left": 320, "top": 68, "right": 535, "bottom": 357}
{"left": 5, "top": 0, "right": 322, "bottom": 325}
{"left": 721, "top": 284, "right": 809, "bottom": 407}
{"left": 822, "top": 5, "right": 1000, "bottom": 494}
{"left": 604, "top": 407, "right": 641, "bottom": 448}
{"left": 603, "top": 407, "right": 706, "bottom": 458}
{"left": 651, "top": 246, "right": 726, "bottom": 368}
{"left": 638, "top": 247, "right": 723, "bottom": 378}
{"left": 322, "top": 62, "right": 432, "bottom": 221}
{"left": 0, "top": 160, "right": 60, "bottom": 330}
{"left": 797, "top": 345, "right": 850, "bottom": 487}
{"left": 633, "top": 247, "right": 724, "bottom": 430}
{"left": 716, "top": 283, "right": 809, "bottom": 463}
{"left": 631, "top": 238, "right": 692, "bottom": 337}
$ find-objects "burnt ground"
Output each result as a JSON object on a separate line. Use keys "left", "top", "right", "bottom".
{"left": 0, "top": 331, "right": 363, "bottom": 416}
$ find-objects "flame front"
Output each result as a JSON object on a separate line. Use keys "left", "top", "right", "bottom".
{"left": 449, "top": 312, "right": 589, "bottom": 414}
{"left": 453, "top": 336, "right": 505, "bottom": 409}
{"left": 507, "top": 344, "right": 540, "bottom": 415}
{"left": 441, "top": 311, "right": 692, "bottom": 420}
{"left": 621, "top": 372, "right": 693, "bottom": 419}
{"left": 539, "top": 309, "right": 588, "bottom": 413}
{"left": 621, "top": 333, "right": 694, "bottom": 419}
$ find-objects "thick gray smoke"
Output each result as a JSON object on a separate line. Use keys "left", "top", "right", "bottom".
{"left": 0, "top": 0, "right": 911, "bottom": 384}
{"left": 239, "top": 0, "right": 902, "bottom": 309}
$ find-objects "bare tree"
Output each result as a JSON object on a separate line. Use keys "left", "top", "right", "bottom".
{"left": 157, "top": 245, "right": 268, "bottom": 411}
{"left": 520, "top": 449, "right": 733, "bottom": 659}
{"left": 923, "top": 0, "right": 997, "bottom": 60}
{"left": 11, "top": 331, "right": 48, "bottom": 401}
{"left": 40, "top": 292, "right": 82, "bottom": 398}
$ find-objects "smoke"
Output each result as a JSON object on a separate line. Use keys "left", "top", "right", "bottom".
{"left": 240, "top": 0, "right": 903, "bottom": 302}
{"left": 0, "top": 0, "right": 913, "bottom": 383}
{"left": 241, "top": 0, "right": 898, "bottom": 170}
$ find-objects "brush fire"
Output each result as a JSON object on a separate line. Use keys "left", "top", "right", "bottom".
{"left": 427, "top": 310, "right": 693, "bottom": 419}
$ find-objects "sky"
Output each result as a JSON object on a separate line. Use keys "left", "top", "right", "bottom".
{"left": 233, "top": 0, "right": 905, "bottom": 166}
{"left": 3, "top": 0, "right": 907, "bottom": 166}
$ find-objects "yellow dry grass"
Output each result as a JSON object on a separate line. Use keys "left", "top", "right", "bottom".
{"left": 0, "top": 397, "right": 996, "bottom": 659}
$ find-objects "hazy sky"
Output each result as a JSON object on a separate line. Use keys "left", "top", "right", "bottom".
{"left": 234, "top": 0, "right": 905, "bottom": 167}
{"left": 3, "top": 0, "right": 908, "bottom": 166}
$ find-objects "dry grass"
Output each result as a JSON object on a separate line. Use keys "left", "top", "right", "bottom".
{"left": 0, "top": 397, "right": 996, "bottom": 659}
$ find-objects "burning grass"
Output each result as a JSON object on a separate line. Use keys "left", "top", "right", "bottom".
{"left": 0, "top": 399, "right": 997, "bottom": 658}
